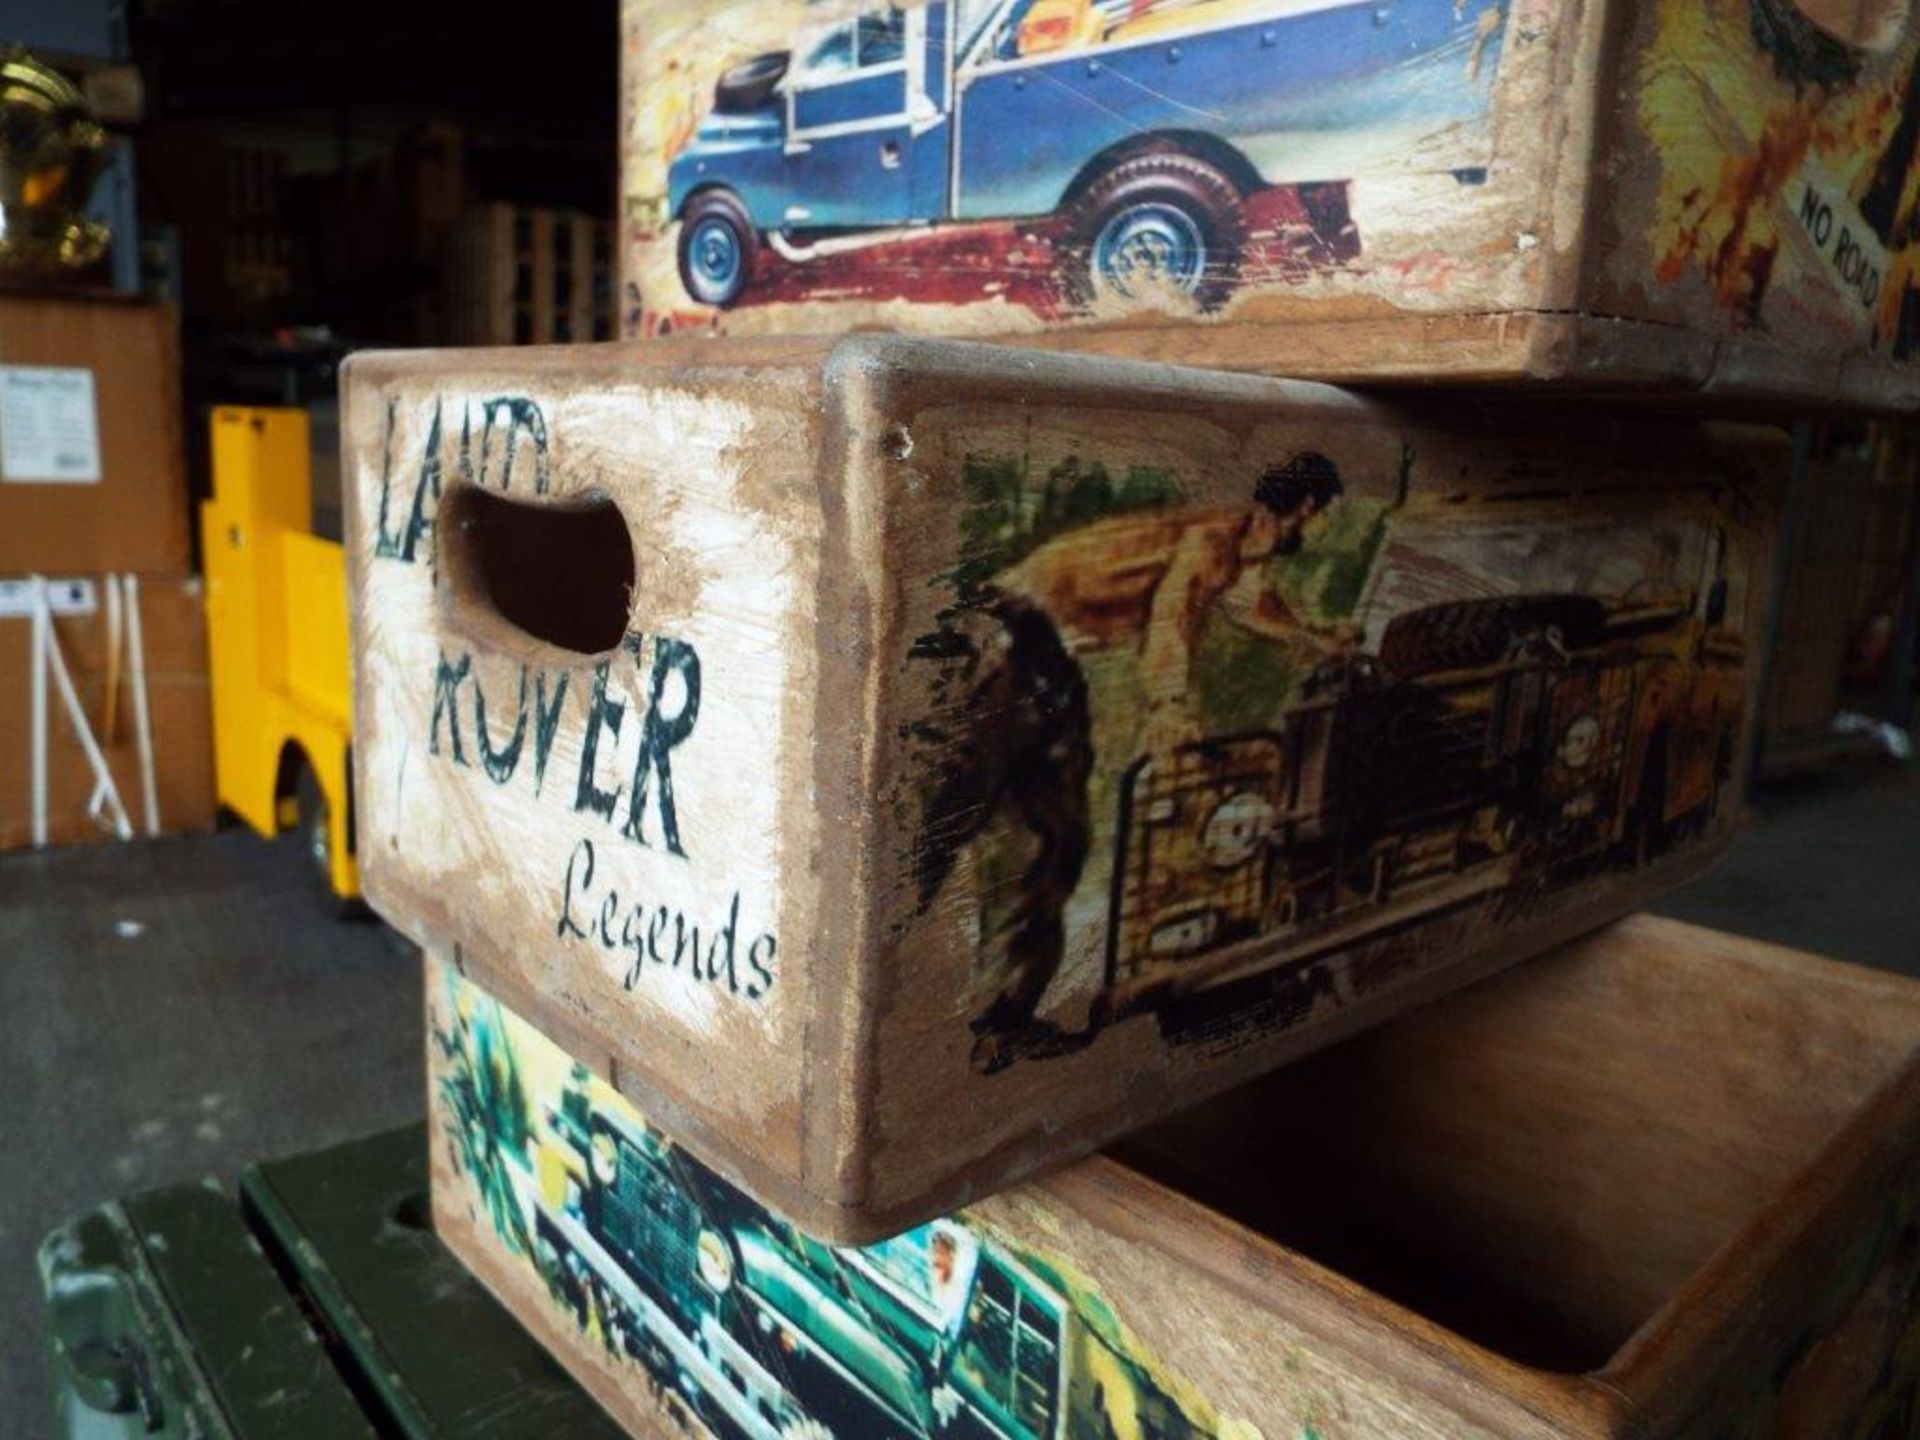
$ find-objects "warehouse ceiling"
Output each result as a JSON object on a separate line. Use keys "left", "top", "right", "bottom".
{"left": 131, "top": 0, "right": 617, "bottom": 136}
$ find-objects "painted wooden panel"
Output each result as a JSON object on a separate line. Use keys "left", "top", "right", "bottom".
{"left": 619, "top": 0, "right": 1920, "bottom": 409}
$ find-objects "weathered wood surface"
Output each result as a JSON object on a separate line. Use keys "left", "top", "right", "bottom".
{"left": 428, "top": 913, "right": 1920, "bottom": 1439}
{"left": 620, "top": 0, "right": 1920, "bottom": 410}
{"left": 349, "top": 335, "right": 1780, "bottom": 1240}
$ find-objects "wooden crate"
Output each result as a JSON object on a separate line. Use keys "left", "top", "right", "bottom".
{"left": 345, "top": 336, "right": 1781, "bottom": 1241}
{"left": 446, "top": 203, "right": 618, "bottom": 347}
{"left": 620, "top": 0, "right": 1920, "bottom": 410}
{"left": 427, "top": 913, "right": 1920, "bottom": 1440}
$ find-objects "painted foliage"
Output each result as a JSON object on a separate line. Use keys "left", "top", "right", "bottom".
{"left": 1639, "top": 0, "right": 1920, "bottom": 358}
{"left": 900, "top": 443, "right": 1762, "bottom": 1073}
{"left": 430, "top": 958, "right": 1261, "bottom": 1440}
{"left": 624, "top": 0, "right": 1508, "bottom": 329}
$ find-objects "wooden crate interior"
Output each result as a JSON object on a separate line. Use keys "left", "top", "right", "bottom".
{"left": 1111, "top": 921, "right": 1920, "bottom": 1375}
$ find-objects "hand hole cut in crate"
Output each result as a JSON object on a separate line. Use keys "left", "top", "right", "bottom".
{"left": 439, "top": 485, "right": 635, "bottom": 657}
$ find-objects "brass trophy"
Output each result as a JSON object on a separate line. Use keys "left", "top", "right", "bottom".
{"left": 0, "top": 49, "right": 110, "bottom": 275}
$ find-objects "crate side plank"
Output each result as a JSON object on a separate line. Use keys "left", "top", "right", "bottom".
{"left": 857, "top": 347, "right": 1782, "bottom": 1223}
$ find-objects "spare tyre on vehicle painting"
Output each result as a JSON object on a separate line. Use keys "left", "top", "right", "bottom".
{"left": 667, "top": 0, "right": 1508, "bottom": 312}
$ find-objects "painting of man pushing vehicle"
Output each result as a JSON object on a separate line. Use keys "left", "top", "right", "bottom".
{"left": 909, "top": 452, "right": 1353, "bottom": 1073}
{"left": 906, "top": 443, "right": 1752, "bottom": 1075}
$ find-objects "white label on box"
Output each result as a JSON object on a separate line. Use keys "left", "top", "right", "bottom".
{"left": 0, "top": 577, "right": 98, "bottom": 618}
{"left": 0, "top": 366, "right": 103, "bottom": 484}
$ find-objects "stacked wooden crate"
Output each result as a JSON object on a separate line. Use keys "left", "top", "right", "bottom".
{"left": 616, "top": 0, "right": 1920, "bottom": 406}
{"left": 419, "top": 915, "right": 1920, "bottom": 1439}
{"left": 348, "top": 341, "right": 1784, "bottom": 1231}
{"left": 343, "top": 1, "right": 1920, "bottom": 1433}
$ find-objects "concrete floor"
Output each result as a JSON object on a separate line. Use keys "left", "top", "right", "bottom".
{"left": 1653, "top": 761, "right": 1920, "bottom": 977}
{"left": 1, "top": 766, "right": 1916, "bottom": 1426}
{"left": 0, "top": 827, "right": 423, "bottom": 1426}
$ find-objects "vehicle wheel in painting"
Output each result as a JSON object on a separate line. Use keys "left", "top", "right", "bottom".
{"left": 677, "top": 190, "right": 757, "bottom": 308}
{"left": 1063, "top": 150, "right": 1246, "bottom": 311}
{"left": 296, "top": 764, "right": 362, "bottom": 919}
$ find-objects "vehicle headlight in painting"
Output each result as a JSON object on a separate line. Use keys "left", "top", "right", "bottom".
{"left": 697, "top": 1228, "right": 735, "bottom": 1293}
{"left": 590, "top": 1133, "right": 619, "bottom": 1186}
{"left": 1557, "top": 714, "right": 1601, "bottom": 771}
{"left": 1202, "top": 792, "right": 1273, "bottom": 869}
{"left": 1149, "top": 906, "right": 1219, "bottom": 957}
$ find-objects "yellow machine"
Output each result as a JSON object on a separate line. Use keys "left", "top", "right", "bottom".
{"left": 201, "top": 406, "right": 358, "bottom": 902}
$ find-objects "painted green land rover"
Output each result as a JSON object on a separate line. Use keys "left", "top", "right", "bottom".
{"left": 510, "top": 1065, "right": 1214, "bottom": 1440}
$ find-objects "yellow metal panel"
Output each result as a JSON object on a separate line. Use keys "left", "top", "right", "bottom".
{"left": 286, "top": 708, "right": 358, "bottom": 899}
{"left": 280, "top": 530, "right": 351, "bottom": 727}
{"left": 204, "top": 408, "right": 306, "bottom": 840}
{"left": 200, "top": 406, "right": 359, "bottom": 899}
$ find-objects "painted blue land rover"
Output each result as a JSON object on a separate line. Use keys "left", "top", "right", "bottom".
{"left": 667, "top": 0, "right": 1507, "bottom": 309}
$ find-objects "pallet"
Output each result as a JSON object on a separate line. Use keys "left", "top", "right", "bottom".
{"left": 36, "top": 1125, "right": 624, "bottom": 1438}
{"left": 445, "top": 202, "right": 617, "bottom": 347}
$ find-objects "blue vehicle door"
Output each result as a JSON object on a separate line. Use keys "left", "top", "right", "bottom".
{"left": 951, "top": 0, "right": 1508, "bottom": 221}
{"left": 783, "top": 6, "right": 929, "bottom": 228}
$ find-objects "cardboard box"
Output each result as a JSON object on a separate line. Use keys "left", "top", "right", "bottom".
{"left": 0, "top": 295, "right": 189, "bottom": 576}
{"left": 0, "top": 573, "right": 215, "bottom": 851}
{"left": 344, "top": 336, "right": 1782, "bottom": 1241}
{"left": 429, "top": 916, "right": 1920, "bottom": 1439}
{"left": 621, "top": 0, "right": 1920, "bottom": 410}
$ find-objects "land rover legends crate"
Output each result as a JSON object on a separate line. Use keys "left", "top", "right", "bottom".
{"left": 346, "top": 335, "right": 1779, "bottom": 1241}
{"left": 621, "top": 0, "right": 1920, "bottom": 410}
{"left": 428, "top": 915, "right": 1920, "bottom": 1440}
